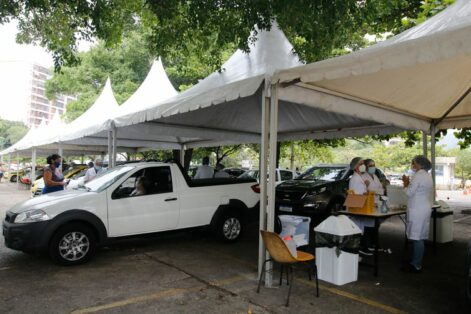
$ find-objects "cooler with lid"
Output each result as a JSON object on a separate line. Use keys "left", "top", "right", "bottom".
{"left": 314, "top": 215, "right": 362, "bottom": 285}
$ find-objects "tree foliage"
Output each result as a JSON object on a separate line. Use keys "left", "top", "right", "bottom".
{"left": 0, "top": 118, "right": 28, "bottom": 148}
{"left": 2, "top": 0, "right": 436, "bottom": 70}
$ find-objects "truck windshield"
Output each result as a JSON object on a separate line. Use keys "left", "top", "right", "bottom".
{"left": 298, "top": 167, "right": 345, "bottom": 181}
{"left": 85, "top": 166, "right": 135, "bottom": 192}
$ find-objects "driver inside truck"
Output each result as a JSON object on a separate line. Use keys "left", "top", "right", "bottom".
{"left": 131, "top": 176, "right": 148, "bottom": 196}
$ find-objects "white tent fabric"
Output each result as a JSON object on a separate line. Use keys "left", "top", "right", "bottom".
{"left": 54, "top": 60, "right": 190, "bottom": 151}
{"left": 273, "top": 0, "right": 471, "bottom": 131}
{"left": 100, "top": 22, "right": 404, "bottom": 148}
{"left": 56, "top": 77, "right": 120, "bottom": 144}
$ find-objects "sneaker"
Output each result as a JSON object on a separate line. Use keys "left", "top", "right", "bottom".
{"left": 359, "top": 249, "right": 374, "bottom": 256}
{"left": 401, "top": 263, "right": 422, "bottom": 273}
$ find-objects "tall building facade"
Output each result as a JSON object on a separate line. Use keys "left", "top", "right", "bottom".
{"left": 26, "top": 64, "right": 75, "bottom": 127}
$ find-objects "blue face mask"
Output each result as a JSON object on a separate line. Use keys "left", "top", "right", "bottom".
{"left": 367, "top": 167, "right": 376, "bottom": 175}
{"left": 54, "top": 161, "right": 61, "bottom": 167}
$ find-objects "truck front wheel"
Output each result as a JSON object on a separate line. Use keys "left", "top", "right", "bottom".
{"left": 49, "top": 223, "right": 97, "bottom": 265}
{"left": 214, "top": 209, "right": 243, "bottom": 242}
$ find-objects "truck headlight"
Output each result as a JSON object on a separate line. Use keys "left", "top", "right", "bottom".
{"left": 14, "top": 209, "right": 51, "bottom": 224}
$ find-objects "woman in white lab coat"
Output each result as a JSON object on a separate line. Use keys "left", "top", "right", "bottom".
{"left": 348, "top": 157, "right": 374, "bottom": 255}
{"left": 403, "top": 155, "right": 433, "bottom": 272}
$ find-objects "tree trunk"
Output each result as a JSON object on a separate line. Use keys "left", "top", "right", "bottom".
{"left": 290, "top": 142, "right": 295, "bottom": 170}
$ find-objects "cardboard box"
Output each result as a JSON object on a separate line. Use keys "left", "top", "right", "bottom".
{"left": 344, "top": 191, "right": 375, "bottom": 214}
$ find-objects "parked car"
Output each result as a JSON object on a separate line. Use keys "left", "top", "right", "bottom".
{"left": 31, "top": 165, "right": 88, "bottom": 197}
{"left": 275, "top": 164, "right": 350, "bottom": 224}
{"left": 3, "top": 161, "right": 259, "bottom": 265}
{"left": 16, "top": 167, "right": 44, "bottom": 185}
{"left": 389, "top": 174, "right": 403, "bottom": 186}
{"left": 238, "top": 168, "right": 298, "bottom": 185}
{"left": 275, "top": 164, "right": 388, "bottom": 225}
{"left": 223, "top": 167, "right": 246, "bottom": 177}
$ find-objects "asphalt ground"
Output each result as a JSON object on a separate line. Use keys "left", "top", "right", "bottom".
{"left": 1, "top": 182, "right": 470, "bottom": 313}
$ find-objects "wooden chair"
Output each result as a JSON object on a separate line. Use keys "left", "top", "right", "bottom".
{"left": 257, "top": 230, "right": 319, "bottom": 306}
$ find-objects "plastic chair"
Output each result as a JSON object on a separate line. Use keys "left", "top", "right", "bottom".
{"left": 257, "top": 230, "right": 319, "bottom": 306}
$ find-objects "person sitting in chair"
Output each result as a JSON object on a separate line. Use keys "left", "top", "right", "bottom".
{"left": 131, "top": 176, "right": 148, "bottom": 196}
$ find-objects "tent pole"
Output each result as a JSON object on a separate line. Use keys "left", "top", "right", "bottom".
{"left": 422, "top": 131, "right": 428, "bottom": 159}
{"left": 258, "top": 87, "right": 269, "bottom": 279}
{"left": 8, "top": 153, "right": 11, "bottom": 184}
{"left": 266, "top": 83, "right": 279, "bottom": 287}
{"left": 107, "top": 130, "right": 112, "bottom": 168}
{"left": 179, "top": 145, "right": 185, "bottom": 166}
{"left": 431, "top": 125, "right": 436, "bottom": 201}
{"left": 31, "top": 147, "right": 36, "bottom": 191}
{"left": 58, "top": 143, "right": 63, "bottom": 173}
{"left": 16, "top": 152, "right": 19, "bottom": 189}
{"left": 112, "top": 126, "right": 117, "bottom": 168}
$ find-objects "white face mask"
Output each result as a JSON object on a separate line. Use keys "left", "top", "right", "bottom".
{"left": 358, "top": 165, "right": 366, "bottom": 173}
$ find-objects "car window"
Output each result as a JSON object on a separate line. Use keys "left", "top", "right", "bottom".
{"left": 280, "top": 170, "right": 293, "bottom": 181}
{"left": 298, "top": 167, "right": 346, "bottom": 181}
{"left": 239, "top": 170, "right": 258, "bottom": 180}
{"left": 112, "top": 166, "right": 173, "bottom": 199}
{"left": 85, "top": 166, "right": 135, "bottom": 192}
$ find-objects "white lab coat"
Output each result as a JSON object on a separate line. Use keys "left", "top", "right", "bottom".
{"left": 349, "top": 172, "right": 373, "bottom": 230}
{"left": 405, "top": 169, "right": 433, "bottom": 240}
{"left": 194, "top": 165, "right": 214, "bottom": 179}
{"left": 349, "top": 172, "right": 367, "bottom": 194}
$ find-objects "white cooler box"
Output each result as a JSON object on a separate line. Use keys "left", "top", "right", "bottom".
{"left": 314, "top": 215, "right": 362, "bottom": 286}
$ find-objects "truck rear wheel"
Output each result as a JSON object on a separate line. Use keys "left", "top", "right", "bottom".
{"left": 214, "top": 209, "right": 243, "bottom": 243}
{"left": 49, "top": 223, "right": 96, "bottom": 266}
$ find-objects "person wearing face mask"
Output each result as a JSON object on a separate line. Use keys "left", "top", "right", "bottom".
{"left": 348, "top": 157, "right": 375, "bottom": 256}
{"left": 363, "top": 159, "right": 384, "bottom": 196}
{"left": 349, "top": 157, "right": 369, "bottom": 194}
{"left": 42, "top": 154, "right": 67, "bottom": 194}
{"left": 402, "top": 155, "right": 433, "bottom": 273}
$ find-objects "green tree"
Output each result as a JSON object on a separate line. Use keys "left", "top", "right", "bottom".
{"left": 2, "top": 1, "right": 444, "bottom": 70}
{"left": 0, "top": 118, "right": 28, "bottom": 147}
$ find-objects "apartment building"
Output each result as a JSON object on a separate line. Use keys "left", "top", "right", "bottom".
{"left": 26, "top": 64, "right": 75, "bottom": 127}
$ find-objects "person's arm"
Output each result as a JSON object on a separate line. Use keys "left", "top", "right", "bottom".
{"left": 43, "top": 170, "right": 65, "bottom": 187}
{"left": 405, "top": 173, "right": 420, "bottom": 197}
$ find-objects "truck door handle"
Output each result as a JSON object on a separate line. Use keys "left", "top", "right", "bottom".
{"left": 165, "top": 198, "right": 178, "bottom": 202}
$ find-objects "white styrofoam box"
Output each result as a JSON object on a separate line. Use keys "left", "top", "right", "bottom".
{"left": 316, "top": 247, "right": 358, "bottom": 285}
{"left": 429, "top": 212, "right": 454, "bottom": 243}
{"left": 314, "top": 215, "right": 361, "bottom": 236}
{"left": 279, "top": 215, "right": 311, "bottom": 247}
{"left": 386, "top": 185, "right": 408, "bottom": 208}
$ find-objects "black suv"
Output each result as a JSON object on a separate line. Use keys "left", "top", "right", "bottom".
{"left": 275, "top": 164, "right": 352, "bottom": 225}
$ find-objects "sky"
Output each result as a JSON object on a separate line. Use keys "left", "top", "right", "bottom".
{"left": 0, "top": 21, "right": 92, "bottom": 123}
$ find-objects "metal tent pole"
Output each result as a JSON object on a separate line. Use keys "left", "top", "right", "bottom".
{"left": 112, "top": 126, "right": 117, "bottom": 168}
{"left": 16, "top": 152, "right": 19, "bottom": 189}
{"left": 7, "top": 153, "right": 11, "bottom": 184}
{"left": 422, "top": 131, "right": 428, "bottom": 159}
{"left": 58, "top": 144, "right": 63, "bottom": 173}
{"left": 431, "top": 125, "right": 436, "bottom": 201}
{"left": 258, "top": 87, "right": 269, "bottom": 278}
{"left": 179, "top": 145, "right": 185, "bottom": 166}
{"left": 107, "top": 130, "right": 112, "bottom": 168}
{"left": 31, "top": 148, "right": 36, "bottom": 191}
{"left": 265, "top": 83, "right": 279, "bottom": 287}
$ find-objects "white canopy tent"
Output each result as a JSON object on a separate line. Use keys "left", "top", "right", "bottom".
{"left": 103, "top": 1, "right": 471, "bottom": 282}
{"left": 58, "top": 59, "right": 184, "bottom": 157}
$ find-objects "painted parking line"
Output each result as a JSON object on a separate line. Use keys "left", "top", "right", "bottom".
{"left": 71, "top": 275, "right": 246, "bottom": 314}
{"left": 205, "top": 249, "right": 407, "bottom": 314}
{"left": 298, "top": 278, "right": 407, "bottom": 314}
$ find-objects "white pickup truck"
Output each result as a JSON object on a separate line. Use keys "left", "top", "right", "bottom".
{"left": 3, "top": 162, "right": 260, "bottom": 265}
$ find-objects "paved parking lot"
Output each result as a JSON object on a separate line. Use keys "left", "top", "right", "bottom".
{"left": 1, "top": 183, "right": 470, "bottom": 313}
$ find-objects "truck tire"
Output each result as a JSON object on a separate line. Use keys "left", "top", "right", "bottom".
{"left": 214, "top": 209, "right": 243, "bottom": 243}
{"left": 49, "top": 222, "right": 96, "bottom": 266}
{"left": 10, "top": 175, "right": 17, "bottom": 182}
